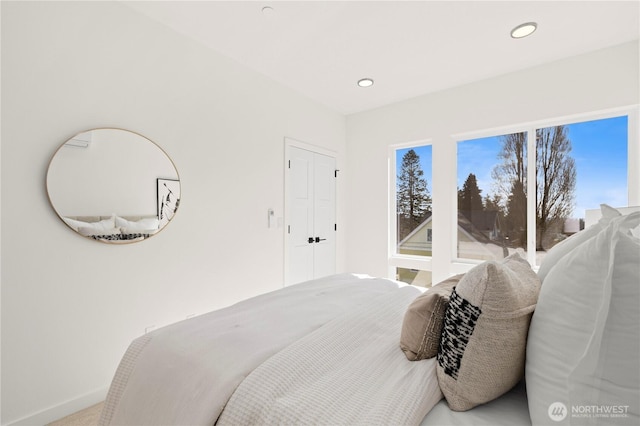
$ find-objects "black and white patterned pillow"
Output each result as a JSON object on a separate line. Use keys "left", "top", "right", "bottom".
{"left": 437, "top": 289, "right": 481, "bottom": 380}
{"left": 90, "top": 233, "right": 149, "bottom": 241}
{"left": 435, "top": 253, "right": 541, "bottom": 411}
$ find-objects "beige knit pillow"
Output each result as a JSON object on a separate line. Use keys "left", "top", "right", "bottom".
{"left": 400, "top": 274, "right": 464, "bottom": 361}
{"left": 436, "top": 253, "right": 541, "bottom": 411}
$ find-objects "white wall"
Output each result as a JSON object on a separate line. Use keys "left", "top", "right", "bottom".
{"left": 345, "top": 41, "right": 639, "bottom": 284}
{"left": 2, "top": 1, "right": 638, "bottom": 424}
{"left": 47, "top": 129, "right": 179, "bottom": 218}
{"left": 0, "top": 2, "right": 346, "bottom": 424}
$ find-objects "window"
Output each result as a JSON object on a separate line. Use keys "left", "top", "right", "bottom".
{"left": 395, "top": 144, "right": 433, "bottom": 257}
{"left": 535, "top": 116, "right": 628, "bottom": 262}
{"left": 457, "top": 132, "right": 528, "bottom": 262}
{"left": 395, "top": 268, "right": 432, "bottom": 287}
{"left": 389, "top": 108, "right": 635, "bottom": 284}
{"left": 455, "top": 115, "right": 629, "bottom": 266}
{"left": 390, "top": 142, "right": 433, "bottom": 287}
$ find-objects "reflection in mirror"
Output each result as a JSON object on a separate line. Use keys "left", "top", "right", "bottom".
{"left": 46, "top": 128, "right": 180, "bottom": 243}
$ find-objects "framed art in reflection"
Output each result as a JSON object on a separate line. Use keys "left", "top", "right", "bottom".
{"left": 157, "top": 178, "right": 180, "bottom": 227}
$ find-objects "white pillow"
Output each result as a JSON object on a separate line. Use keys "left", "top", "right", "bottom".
{"left": 115, "top": 216, "right": 160, "bottom": 232}
{"left": 77, "top": 226, "right": 121, "bottom": 237}
{"left": 526, "top": 211, "right": 640, "bottom": 425}
{"left": 63, "top": 215, "right": 115, "bottom": 233}
{"left": 120, "top": 227, "right": 159, "bottom": 236}
{"left": 537, "top": 204, "right": 621, "bottom": 282}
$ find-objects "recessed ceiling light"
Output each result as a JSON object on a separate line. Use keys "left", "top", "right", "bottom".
{"left": 511, "top": 22, "right": 537, "bottom": 39}
{"left": 357, "top": 78, "right": 374, "bottom": 88}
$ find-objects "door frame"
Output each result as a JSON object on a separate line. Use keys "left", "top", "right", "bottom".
{"left": 284, "top": 137, "right": 337, "bottom": 286}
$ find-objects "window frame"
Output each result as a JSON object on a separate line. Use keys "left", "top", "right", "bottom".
{"left": 450, "top": 105, "right": 638, "bottom": 269}
{"left": 454, "top": 129, "right": 531, "bottom": 265}
{"left": 388, "top": 139, "right": 433, "bottom": 281}
{"left": 388, "top": 105, "right": 639, "bottom": 282}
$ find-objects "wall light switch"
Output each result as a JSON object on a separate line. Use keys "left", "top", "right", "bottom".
{"left": 267, "top": 208, "right": 275, "bottom": 228}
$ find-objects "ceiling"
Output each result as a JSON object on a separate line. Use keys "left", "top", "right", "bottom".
{"left": 124, "top": 1, "right": 640, "bottom": 115}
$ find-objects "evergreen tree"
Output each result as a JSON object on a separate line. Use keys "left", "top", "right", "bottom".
{"left": 458, "top": 173, "right": 484, "bottom": 221}
{"left": 491, "top": 132, "right": 527, "bottom": 248}
{"left": 506, "top": 180, "right": 527, "bottom": 246}
{"left": 483, "top": 194, "right": 504, "bottom": 215}
{"left": 397, "top": 149, "right": 431, "bottom": 240}
{"left": 484, "top": 193, "right": 506, "bottom": 234}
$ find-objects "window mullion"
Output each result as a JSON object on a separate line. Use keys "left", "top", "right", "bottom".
{"left": 628, "top": 109, "right": 639, "bottom": 206}
{"left": 388, "top": 146, "right": 398, "bottom": 260}
{"left": 527, "top": 128, "right": 537, "bottom": 266}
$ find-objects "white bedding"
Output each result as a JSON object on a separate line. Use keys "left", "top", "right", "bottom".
{"left": 218, "top": 286, "right": 443, "bottom": 426}
{"left": 99, "top": 274, "right": 407, "bottom": 426}
{"left": 100, "top": 272, "right": 532, "bottom": 426}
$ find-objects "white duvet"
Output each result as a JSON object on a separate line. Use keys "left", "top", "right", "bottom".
{"left": 218, "top": 285, "right": 443, "bottom": 425}
{"left": 99, "top": 274, "right": 443, "bottom": 426}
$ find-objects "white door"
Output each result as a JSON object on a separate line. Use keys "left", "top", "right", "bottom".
{"left": 287, "top": 146, "right": 336, "bottom": 285}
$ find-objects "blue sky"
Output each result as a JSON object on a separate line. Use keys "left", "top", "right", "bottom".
{"left": 397, "top": 115, "right": 628, "bottom": 219}
{"left": 568, "top": 116, "right": 628, "bottom": 215}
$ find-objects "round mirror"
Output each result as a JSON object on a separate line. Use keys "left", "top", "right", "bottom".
{"left": 46, "top": 128, "right": 180, "bottom": 243}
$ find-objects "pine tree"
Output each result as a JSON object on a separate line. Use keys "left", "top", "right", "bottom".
{"left": 483, "top": 194, "right": 504, "bottom": 215}
{"left": 506, "top": 180, "right": 527, "bottom": 246}
{"left": 458, "top": 173, "right": 484, "bottom": 221}
{"left": 484, "top": 193, "right": 506, "bottom": 234}
{"left": 397, "top": 149, "right": 431, "bottom": 240}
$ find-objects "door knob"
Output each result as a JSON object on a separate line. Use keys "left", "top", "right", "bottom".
{"left": 308, "top": 237, "right": 315, "bottom": 244}
{"left": 315, "top": 237, "right": 327, "bottom": 243}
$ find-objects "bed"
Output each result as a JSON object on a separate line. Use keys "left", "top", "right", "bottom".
{"left": 99, "top": 204, "right": 639, "bottom": 426}
{"left": 62, "top": 215, "right": 160, "bottom": 242}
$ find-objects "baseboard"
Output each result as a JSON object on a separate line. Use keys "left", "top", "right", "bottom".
{"left": 3, "top": 387, "right": 108, "bottom": 426}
